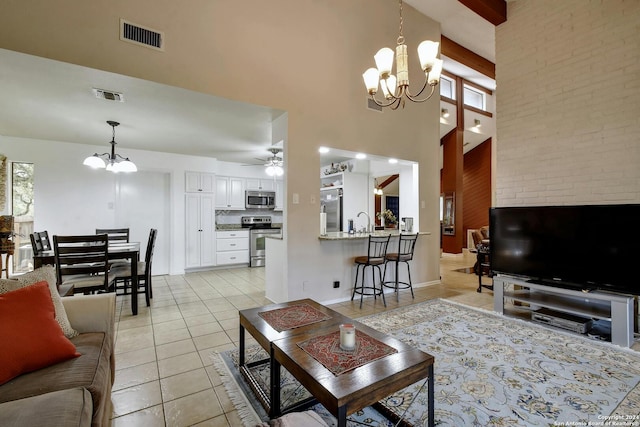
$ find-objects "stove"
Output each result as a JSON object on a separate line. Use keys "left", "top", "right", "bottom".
{"left": 242, "top": 216, "right": 281, "bottom": 267}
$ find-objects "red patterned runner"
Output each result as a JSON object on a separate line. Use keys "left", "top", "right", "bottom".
{"left": 258, "top": 303, "right": 331, "bottom": 332}
{"left": 297, "top": 330, "right": 398, "bottom": 376}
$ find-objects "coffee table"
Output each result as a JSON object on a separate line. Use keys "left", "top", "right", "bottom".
{"left": 239, "top": 299, "right": 435, "bottom": 426}
{"left": 239, "top": 299, "right": 351, "bottom": 417}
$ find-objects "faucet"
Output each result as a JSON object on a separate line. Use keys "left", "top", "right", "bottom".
{"left": 357, "top": 211, "right": 371, "bottom": 233}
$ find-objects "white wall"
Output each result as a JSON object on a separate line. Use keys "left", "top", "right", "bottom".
{"left": 495, "top": 0, "right": 640, "bottom": 206}
{"left": 1, "top": 135, "right": 217, "bottom": 275}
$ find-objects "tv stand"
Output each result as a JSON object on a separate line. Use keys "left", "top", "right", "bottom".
{"left": 494, "top": 275, "right": 634, "bottom": 347}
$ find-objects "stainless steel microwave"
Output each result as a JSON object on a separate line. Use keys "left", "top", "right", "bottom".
{"left": 245, "top": 190, "right": 276, "bottom": 210}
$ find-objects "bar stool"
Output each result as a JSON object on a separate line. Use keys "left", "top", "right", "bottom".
{"left": 383, "top": 233, "right": 419, "bottom": 302}
{"left": 352, "top": 234, "right": 391, "bottom": 309}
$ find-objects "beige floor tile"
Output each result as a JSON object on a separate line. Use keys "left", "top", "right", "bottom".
{"left": 154, "top": 327, "right": 192, "bottom": 346}
{"left": 115, "top": 347, "right": 157, "bottom": 370}
{"left": 160, "top": 367, "right": 212, "bottom": 402}
{"left": 191, "top": 414, "right": 232, "bottom": 427}
{"left": 193, "top": 331, "right": 233, "bottom": 351}
{"left": 111, "top": 404, "right": 165, "bottom": 427}
{"left": 189, "top": 321, "right": 224, "bottom": 337}
{"left": 113, "top": 361, "right": 159, "bottom": 392}
{"left": 111, "top": 381, "right": 163, "bottom": 417}
{"left": 184, "top": 313, "right": 217, "bottom": 327}
{"left": 156, "top": 338, "right": 197, "bottom": 360}
{"left": 158, "top": 352, "right": 203, "bottom": 378}
{"left": 163, "top": 389, "right": 223, "bottom": 427}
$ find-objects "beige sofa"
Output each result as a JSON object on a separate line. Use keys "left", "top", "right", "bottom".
{"left": 0, "top": 293, "right": 116, "bottom": 427}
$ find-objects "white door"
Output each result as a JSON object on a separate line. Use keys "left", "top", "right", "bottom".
{"left": 115, "top": 171, "right": 170, "bottom": 275}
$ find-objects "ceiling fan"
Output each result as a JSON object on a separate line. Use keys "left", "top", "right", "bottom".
{"left": 245, "top": 147, "right": 284, "bottom": 176}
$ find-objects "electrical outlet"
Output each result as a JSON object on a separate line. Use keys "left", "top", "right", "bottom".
{"left": 333, "top": 281, "right": 340, "bottom": 288}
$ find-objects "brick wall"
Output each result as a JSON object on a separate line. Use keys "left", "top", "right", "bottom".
{"left": 495, "top": 0, "right": 640, "bottom": 207}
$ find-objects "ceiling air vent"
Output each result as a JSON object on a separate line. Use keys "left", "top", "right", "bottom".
{"left": 92, "top": 88, "right": 125, "bottom": 102}
{"left": 120, "top": 19, "right": 164, "bottom": 51}
{"left": 366, "top": 98, "right": 383, "bottom": 112}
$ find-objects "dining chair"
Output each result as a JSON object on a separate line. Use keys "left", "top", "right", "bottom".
{"left": 53, "top": 234, "right": 116, "bottom": 294}
{"left": 96, "top": 227, "right": 131, "bottom": 268}
{"left": 111, "top": 228, "right": 157, "bottom": 307}
{"left": 95, "top": 228, "right": 130, "bottom": 243}
{"left": 30, "top": 232, "right": 44, "bottom": 256}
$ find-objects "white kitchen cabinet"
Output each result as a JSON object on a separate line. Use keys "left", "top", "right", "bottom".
{"left": 186, "top": 171, "right": 215, "bottom": 193}
{"left": 246, "top": 178, "right": 276, "bottom": 191}
{"left": 275, "top": 179, "right": 284, "bottom": 211}
{"left": 215, "top": 176, "right": 245, "bottom": 210}
{"left": 216, "top": 230, "right": 249, "bottom": 265}
{"left": 185, "top": 194, "right": 216, "bottom": 269}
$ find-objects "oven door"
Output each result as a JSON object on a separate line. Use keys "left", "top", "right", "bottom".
{"left": 250, "top": 228, "right": 282, "bottom": 267}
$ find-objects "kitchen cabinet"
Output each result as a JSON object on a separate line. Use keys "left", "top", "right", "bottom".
{"left": 186, "top": 171, "right": 215, "bottom": 193}
{"left": 275, "top": 180, "right": 284, "bottom": 211}
{"left": 216, "top": 230, "right": 249, "bottom": 265}
{"left": 245, "top": 178, "right": 276, "bottom": 191}
{"left": 215, "top": 176, "right": 245, "bottom": 210}
{"left": 185, "top": 194, "right": 215, "bottom": 269}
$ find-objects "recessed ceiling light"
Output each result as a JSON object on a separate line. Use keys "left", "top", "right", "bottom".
{"left": 388, "top": 158, "right": 398, "bottom": 164}
{"left": 355, "top": 153, "right": 366, "bottom": 159}
{"left": 318, "top": 147, "right": 330, "bottom": 154}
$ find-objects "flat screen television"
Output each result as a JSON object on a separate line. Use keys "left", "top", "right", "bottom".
{"left": 489, "top": 204, "right": 640, "bottom": 295}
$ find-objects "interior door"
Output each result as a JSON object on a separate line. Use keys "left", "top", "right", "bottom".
{"left": 115, "top": 171, "right": 170, "bottom": 275}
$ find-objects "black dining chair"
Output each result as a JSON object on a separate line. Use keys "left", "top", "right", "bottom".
{"left": 53, "top": 234, "right": 116, "bottom": 294}
{"left": 111, "top": 228, "right": 157, "bottom": 307}
{"left": 95, "top": 228, "right": 130, "bottom": 243}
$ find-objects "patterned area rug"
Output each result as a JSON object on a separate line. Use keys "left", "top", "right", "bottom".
{"left": 214, "top": 299, "right": 640, "bottom": 426}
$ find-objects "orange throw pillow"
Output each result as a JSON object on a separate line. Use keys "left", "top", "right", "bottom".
{"left": 0, "top": 281, "right": 80, "bottom": 385}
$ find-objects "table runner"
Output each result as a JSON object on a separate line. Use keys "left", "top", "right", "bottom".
{"left": 297, "top": 329, "right": 397, "bottom": 375}
{"left": 257, "top": 303, "right": 331, "bottom": 332}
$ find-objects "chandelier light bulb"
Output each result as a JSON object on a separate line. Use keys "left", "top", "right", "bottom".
{"left": 83, "top": 155, "right": 106, "bottom": 169}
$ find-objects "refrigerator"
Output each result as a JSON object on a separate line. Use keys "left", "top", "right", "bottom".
{"left": 320, "top": 188, "right": 343, "bottom": 232}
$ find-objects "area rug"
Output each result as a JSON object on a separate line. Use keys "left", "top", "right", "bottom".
{"left": 213, "top": 299, "right": 640, "bottom": 426}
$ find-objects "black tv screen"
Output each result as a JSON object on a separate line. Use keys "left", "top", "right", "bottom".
{"left": 489, "top": 204, "right": 639, "bottom": 294}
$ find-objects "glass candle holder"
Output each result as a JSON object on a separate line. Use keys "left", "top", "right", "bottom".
{"left": 339, "top": 323, "right": 356, "bottom": 351}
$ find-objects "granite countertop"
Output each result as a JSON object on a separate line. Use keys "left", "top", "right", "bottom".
{"left": 216, "top": 224, "right": 244, "bottom": 231}
{"left": 318, "top": 231, "right": 431, "bottom": 241}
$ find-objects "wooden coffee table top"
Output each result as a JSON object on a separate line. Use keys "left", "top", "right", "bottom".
{"left": 239, "top": 298, "right": 351, "bottom": 351}
{"left": 271, "top": 317, "right": 434, "bottom": 419}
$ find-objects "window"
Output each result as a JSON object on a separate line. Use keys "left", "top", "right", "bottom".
{"left": 439, "top": 76, "right": 455, "bottom": 99}
{"left": 11, "top": 162, "right": 34, "bottom": 273}
{"left": 463, "top": 85, "right": 485, "bottom": 110}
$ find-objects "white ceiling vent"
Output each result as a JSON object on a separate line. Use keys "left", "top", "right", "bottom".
{"left": 120, "top": 19, "right": 164, "bottom": 51}
{"left": 366, "top": 98, "right": 383, "bottom": 112}
{"left": 92, "top": 88, "right": 125, "bottom": 102}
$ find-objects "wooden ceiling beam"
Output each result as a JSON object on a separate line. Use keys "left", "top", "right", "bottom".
{"left": 457, "top": 0, "right": 507, "bottom": 26}
{"left": 441, "top": 36, "right": 495, "bottom": 79}
{"left": 378, "top": 174, "right": 399, "bottom": 189}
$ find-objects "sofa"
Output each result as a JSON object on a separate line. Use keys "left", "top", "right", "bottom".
{"left": 0, "top": 266, "right": 116, "bottom": 427}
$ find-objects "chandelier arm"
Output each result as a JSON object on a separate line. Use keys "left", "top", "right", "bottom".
{"left": 404, "top": 84, "right": 436, "bottom": 103}
{"left": 369, "top": 94, "right": 403, "bottom": 109}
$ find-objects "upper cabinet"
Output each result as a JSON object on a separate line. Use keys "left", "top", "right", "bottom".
{"left": 186, "top": 171, "right": 215, "bottom": 193}
{"left": 246, "top": 178, "right": 276, "bottom": 192}
{"left": 275, "top": 180, "right": 284, "bottom": 211}
{"left": 215, "top": 176, "right": 245, "bottom": 210}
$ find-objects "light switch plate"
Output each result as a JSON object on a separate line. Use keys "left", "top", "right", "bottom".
{"left": 293, "top": 193, "right": 300, "bottom": 204}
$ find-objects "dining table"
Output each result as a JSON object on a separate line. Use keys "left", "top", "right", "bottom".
{"left": 34, "top": 241, "right": 142, "bottom": 315}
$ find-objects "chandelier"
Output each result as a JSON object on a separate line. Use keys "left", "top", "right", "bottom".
{"left": 83, "top": 121, "right": 137, "bottom": 173}
{"left": 264, "top": 147, "right": 283, "bottom": 177}
{"left": 362, "top": 0, "right": 443, "bottom": 110}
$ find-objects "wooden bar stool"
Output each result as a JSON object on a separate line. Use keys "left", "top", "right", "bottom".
{"left": 351, "top": 234, "right": 391, "bottom": 309}
{"left": 383, "top": 233, "right": 419, "bottom": 302}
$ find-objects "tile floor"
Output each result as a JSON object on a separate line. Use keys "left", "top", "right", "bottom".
{"left": 108, "top": 252, "right": 503, "bottom": 426}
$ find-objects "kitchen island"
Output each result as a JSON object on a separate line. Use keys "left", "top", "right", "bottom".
{"left": 318, "top": 231, "right": 430, "bottom": 240}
